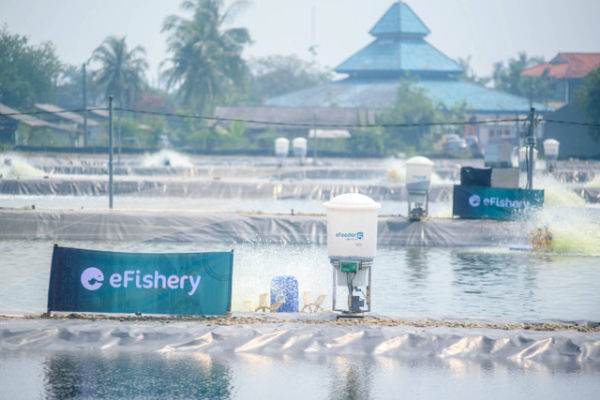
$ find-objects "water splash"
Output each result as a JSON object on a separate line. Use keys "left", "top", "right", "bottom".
{"left": 142, "top": 150, "right": 193, "bottom": 168}
{"left": 534, "top": 174, "right": 586, "bottom": 207}
{"left": 584, "top": 175, "right": 600, "bottom": 188}
{"left": 531, "top": 174, "right": 600, "bottom": 255}
{"left": 0, "top": 153, "right": 46, "bottom": 179}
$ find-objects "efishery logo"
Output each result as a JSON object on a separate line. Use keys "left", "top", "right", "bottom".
{"left": 81, "top": 267, "right": 104, "bottom": 291}
{"left": 468, "top": 194, "right": 481, "bottom": 207}
{"left": 468, "top": 194, "right": 530, "bottom": 210}
{"left": 336, "top": 231, "right": 364, "bottom": 241}
{"left": 80, "top": 267, "right": 202, "bottom": 295}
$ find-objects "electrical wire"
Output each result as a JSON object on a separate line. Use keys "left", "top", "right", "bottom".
{"left": 2, "top": 106, "right": 599, "bottom": 129}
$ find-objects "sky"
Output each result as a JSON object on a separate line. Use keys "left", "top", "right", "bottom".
{"left": 1, "top": 0, "right": 599, "bottom": 85}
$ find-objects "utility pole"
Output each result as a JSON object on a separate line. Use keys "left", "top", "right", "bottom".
{"left": 312, "top": 113, "right": 318, "bottom": 165}
{"left": 82, "top": 63, "right": 88, "bottom": 147}
{"left": 108, "top": 96, "right": 114, "bottom": 209}
{"left": 526, "top": 107, "right": 536, "bottom": 190}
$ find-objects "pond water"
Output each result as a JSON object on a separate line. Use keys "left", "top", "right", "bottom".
{"left": 1, "top": 240, "right": 599, "bottom": 321}
{"left": 1, "top": 350, "right": 599, "bottom": 400}
{"left": 1, "top": 153, "right": 600, "bottom": 399}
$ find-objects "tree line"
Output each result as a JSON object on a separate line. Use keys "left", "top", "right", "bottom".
{"left": 1, "top": 0, "right": 598, "bottom": 154}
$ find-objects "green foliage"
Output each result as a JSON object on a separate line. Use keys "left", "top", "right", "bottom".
{"left": 347, "top": 127, "right": 384, "bottom": 156}
{"left": 162, "top": 0, "right": 252, "bottom": 113}
{"left": 0, "top": 27, "right": 61, "bottom": 109}
{"left": 254, "top": 127, "right": 280, "bottom": 152}
{"left": 492, "top": 52, "right": 551, "bottom": 104}
{"left": 55, "top": 64, "right": 104, "bottom": 110}
{"left": 247, "top": 55, "right": 333, "bottom": 103}
{"left": 575, "top": 67, "right": 600, "bottom": 140}
{"left": 378, "top": 79, "right": 437, "bottom": 155}
{"left": 214, "top": 119, "right": 247, "bottom": 149}
{"left": 91, "top": 36, "right": 148, "bottom": 107}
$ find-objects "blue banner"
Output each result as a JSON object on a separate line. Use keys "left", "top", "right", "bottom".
{"left": 48, "top": 246, "right": 233, "bottom": 316}
{"left": 453, "top": 185, "right": 544, "bottom": 220}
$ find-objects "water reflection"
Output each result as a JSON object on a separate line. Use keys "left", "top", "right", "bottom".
{"left": 327, "top": 356, "right": 373, "bottom": 400}
{"left": 43, "top": 353, "right": 232, "bottom": 400}
{"left": 405, "top": 247, "right": 429, "bottom": 284}
{"left": 0, "top": 351, "right": 593, "bottom": 399}
{"left": 449, "top": 250, "right": 539, "bottom": 317}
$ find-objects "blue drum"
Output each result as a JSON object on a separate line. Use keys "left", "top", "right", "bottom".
{"left": 270, "top": 276, "right": 299, "bottom": 312}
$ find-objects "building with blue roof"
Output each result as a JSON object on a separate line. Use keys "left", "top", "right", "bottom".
{"left": 216, "top": 2, "right": 548, "bottom": 146}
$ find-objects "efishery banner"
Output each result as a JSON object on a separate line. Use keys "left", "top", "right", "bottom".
{"left": 453, "top": 185, "right": 544, "bottom": 220}
{"left": 47, "top": 245, "right": 233, "bottom": 316}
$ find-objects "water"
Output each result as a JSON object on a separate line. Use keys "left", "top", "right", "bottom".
{"left": 1, "top": 351, "right": 598, "bottom": 400}
{"left": 2, "top": 153, "right": 600, "bottom": 399}
{"left": 1, "top": 240, "right": 599, "bottom": 321}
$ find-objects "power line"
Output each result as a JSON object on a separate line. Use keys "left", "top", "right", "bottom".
{"left": 2, "top": 106, "right": 599, "bottom": 128}
{"left": 115, "top": 107, "right": 525, "bottom": 129}
{"left": 543, "top": 119, "right": 600, "bottom": 128}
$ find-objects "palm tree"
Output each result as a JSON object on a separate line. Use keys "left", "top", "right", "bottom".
{"left": 162, "top": 0, "right": 251, "bottom": 113}
{"left": 91, "top": 36, "right": 148, "bottom": 157}
{"left": 91, "top": 36, "right": 148, "bottom": 108}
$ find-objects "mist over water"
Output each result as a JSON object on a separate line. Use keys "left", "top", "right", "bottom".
{"left": 0, "top": 153, "right": 46, "bottom": 179}
{"left": 142, "top": 149, "right": 193, "bottom": 168}
{"left": 531, "top": 174, "right": 600, "bottom": 255}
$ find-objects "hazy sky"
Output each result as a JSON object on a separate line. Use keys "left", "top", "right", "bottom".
{"left": 2, "top": 0, "right": 599, "bottom": 84}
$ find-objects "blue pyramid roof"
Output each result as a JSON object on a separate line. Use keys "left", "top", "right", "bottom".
{"left": 336, "top": 37, "right": 463, "bottom": 77}
{"left": 335, "top": 2, "right": 462, "bottom": 77}
{"left": 369, "top": 2, "right": 430, "bottom": 37}
{"left": 265, "top": 79, "right": 550, "bottom": 115}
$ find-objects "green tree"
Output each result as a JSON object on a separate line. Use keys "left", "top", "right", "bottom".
{"left": 55, "top": 64, "right": 103, "bottom": 110}
{"left": 162, "top": 0, "right": 252, "bottom": 113}
{"left": 378, "top": 80, "right": 438, "bottom": 155}
{"left": 575, "top": 67, "right": 600, "bottom": 140}
{"left": 0, "top": 27, "right": 61, "bottom": 109}
{"left": 492, "top": 52, "right": 551, "bottom": 104}
{"left": 247, "top": 55, "right": 332, "bottom": 103}
{"left": 91, "top": 36, "right": 148, "bottom": 108}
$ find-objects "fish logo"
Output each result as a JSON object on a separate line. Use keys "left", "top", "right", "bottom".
{"left": 468, "top": 194, "right": 481, "bottom": 207}
{"left": 81, "top": 267, "right": 104, "bottom": 291}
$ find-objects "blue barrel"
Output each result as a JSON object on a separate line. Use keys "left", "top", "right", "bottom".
{"left": 270, "top": 276, "right": 298, "bottom": 312}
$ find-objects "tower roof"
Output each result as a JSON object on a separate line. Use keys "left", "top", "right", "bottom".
{"left": 335, "top": 2, "right": 461, "bottom": 77}
{"left": 369, "top": 2, "right": 430, "bottom": 37}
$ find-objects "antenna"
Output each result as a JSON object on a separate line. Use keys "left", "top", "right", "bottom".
{"left": 308, "top": 5, "right": 318, "bottom": 60}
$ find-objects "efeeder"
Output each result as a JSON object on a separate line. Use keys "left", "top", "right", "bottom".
{"left": 324, "top": 193, "right": 380, "bottom": 316}
{"left": 405, "top": 156, "right": 434, "bottom": 220}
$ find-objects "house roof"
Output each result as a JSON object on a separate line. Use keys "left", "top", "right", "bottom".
{"left": 213, "top": 106, "right": 377, "bottom": 129}
{"left": 336, "top": 37, "right": 463, "bottom": 77}
{"left": 0, "top": 103, "right": 63, "bottom": 129}
{"left": 369, "top": 2, "right": 430, "bottom": 37}
{"left": 521, "top": 53, "right": 600, "bottom": 79}
{"left": 34, "top": 103, "right": 99, "bottom": 126}
{"left": 335, "top": 2, "right": 461, "bottom": 77}
{"left": 265, "top": 78, "right": 549, "bottom": 114}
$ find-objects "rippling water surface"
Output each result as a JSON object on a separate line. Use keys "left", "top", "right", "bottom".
{"left": 1, "top": 240, "right": 599, "bottom": 321}
{"left": 1, "top": 351, "right": 598, "bottom": 400}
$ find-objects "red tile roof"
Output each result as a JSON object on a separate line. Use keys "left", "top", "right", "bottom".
{"left": 521, "top": 53, "right": 600, "bottom": 79}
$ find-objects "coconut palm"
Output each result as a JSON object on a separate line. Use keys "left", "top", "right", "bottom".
{"left": 162, "top": 0, "right": 251, "bottom": 113}
{"left": 91, "top": 36, "right": 148, "bottom": 108}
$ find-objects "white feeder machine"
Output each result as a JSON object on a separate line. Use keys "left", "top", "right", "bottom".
{"left": 274, "top": 137, "right": 289, "bottom": 166}
{"left": 324, "top": 193, "right": 380, "bottom": 315}
{"left": 292, "top": 137, "right": 307, "bottom": 165}
{"left": 405, "top": 156, "right": 434, "bottom": 220}
{"left": 543, "top": 139, "right": 559, "bottom": 172}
